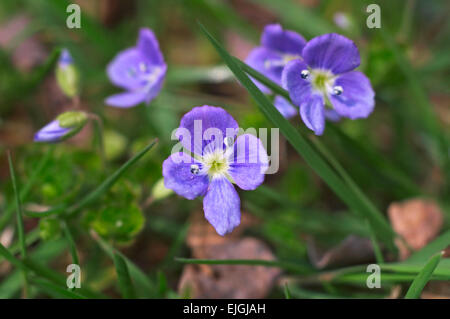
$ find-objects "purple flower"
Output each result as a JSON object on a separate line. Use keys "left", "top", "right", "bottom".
{"left": 106, "top": 28, "right": 167, "bottom": 108}
{"left": 246, "top": 24, "right": 306, "bottom": 118}
{"left": 282, "top": 33, "right": 375, "bottom": 135}
{"left": 34, "top": 111, "right": 88, "bottom": 143}
{"left": 162, "top": 106, "right": 269, "bottom": 235}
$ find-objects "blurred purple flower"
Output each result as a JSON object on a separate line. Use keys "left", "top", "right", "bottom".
{"left": 282, "top": 33, "right": 375, "bottom": 135}
{"left": 34, "top": 111, "right": 88, "bottom": 143}
{"left": 105, "top": 28, "right": 167, "bottom": 108}
{"left": 246, "top": 24, "right": 306, "bottom": 118}
{"left": 162, "top": 106, "right": 268, "bottom": 236}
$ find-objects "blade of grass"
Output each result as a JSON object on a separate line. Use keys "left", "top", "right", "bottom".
{"left": 284, "top": 283, "right": 292, "bottom": 299}
{"left": 365, "top": 219, "right": 384, "bottom": 264}
{"left": 198, "top": 22, "right": 396, "bottom": 249}
{"left": 0, "top": 148, "right": 52, "bottom": 230}
{"left": 175, "top": 257, "right": 313, "bottom": 274}
{"left": 94, "top": 235, "right": 155, "bottom": 297}
{"left": 113, "top": 250, "right": 136, "bottom": 299}
{"left": 404, "top": 251, "right": 444, "bottom": 299}
{"left": 0, "top": 241, "right": 105, "bottom": 298}
{"left": 30, "top": 278, "right": 86, "bottom": 299}
{"left": 65, "top": 139, "right": 157, "bottom": 217}
{"left": 7, "top": 151, "right": 29, "bottom": 297}
{"left": 310, "top": 136, "right": 397, "bottom": 252}
{"left": 62, "top": 220, "right": 79, "bottom": 265}
{"left": 407, "top": 230, "right": 450, "bottom": 263}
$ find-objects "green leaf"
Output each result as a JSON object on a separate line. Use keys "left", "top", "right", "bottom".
{"left": 86, "top": 203, "right": 144, "bottom": 243}
{"left": 405, "top": 252, "right": 444, "bottom": 299}
{"left": 24, "top": 139, "right": 157, "bottom": 218}
{"left": 113, "top": 250, "right": 136, "bottom": 299}
{"left": 197, "top": 22, "right": 396, "bottom": 250}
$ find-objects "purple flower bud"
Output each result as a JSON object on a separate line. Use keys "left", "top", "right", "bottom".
{"left": 34, "top": 111, "right": 88, "bottom": 143}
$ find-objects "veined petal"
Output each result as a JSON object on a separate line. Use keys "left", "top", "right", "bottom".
{"left": 137, "top": 28, "right": 165, "bottom": 65}
{"left": 228, "top": 134, "right": 268, "bottom": 190}
{"left": 273, "top": 95, "right": 297, "bottom": 119}
{"left": 302, "top": 33, "right": 360, "bottom": 74}
{"left": 282, "top": 59, "right": 312, "bottom": 107}
{"left": 162, "top": 152, "right": 209, "bottom": 200}
{"left": 177, "top": 105, "right": 239, "bottom": 156}
{"left": 245, "top": 47, "right": 283, "bottom": 93}
{"left": 144, "top": 64, "right": 167, "bottom": 105}
{"left": 203, "top": 177, "right": 240, "bottom": 236}
{"left": 34, "top": 120, "right": 70, "bottom": 143}
{"left": 107, "top": 48, "right": 147, "bottom": 90}
{"left": 105, "top": 91, "right": 147, "bottom": 108}
{"left": 324, "top": 109, "right": 341, "bottom": 122}
{"left": 329, "top": 71, "right": 375, "bottom": 119}
{"left": 300, "top": 94, "right": 325, "bottom": 135}
{"left": 261, "top": 24, "right": 306, "bottom": 55}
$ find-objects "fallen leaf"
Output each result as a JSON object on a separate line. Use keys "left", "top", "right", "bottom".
{"left": 388, "top": 198, "right": 444, "bottom": 260}
{"left": 178, "top": 237, "right": 280, "bottom": 298}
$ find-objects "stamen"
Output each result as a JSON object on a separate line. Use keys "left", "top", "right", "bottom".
{"left": 190, "top": 164, "right": 200, "bottom": 175}
{"left": 139, "top": 62, "right": 147, "bottom": 72}
{"left": 224, "top": 136, "right": 234, "bottom": 148}
{"left": 301, "top": 70, "right": 310, "bottom": 79}
{"left": 332, "top": 85, "right": 344, "bottom": 96}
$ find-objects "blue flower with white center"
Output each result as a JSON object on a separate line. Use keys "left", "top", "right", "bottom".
{"left": 162, "top": 106, "right": 269, "bottom": 236}
{"left": 245, "top": 24, "right": 306, "bottom": 118}
{"left": 105, "top": 28, "right": 167, "bottom": 108}
{"left": 282, "top": 33, "right": 375, "bottom": 135}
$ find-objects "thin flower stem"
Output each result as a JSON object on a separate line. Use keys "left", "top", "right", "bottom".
{"left": 88, "top": 113, "right": 106, "bottom": 169}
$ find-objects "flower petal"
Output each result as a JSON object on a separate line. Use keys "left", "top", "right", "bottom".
{"left": 106, "top": 48, "right": 147, "bottom": 90}
{"left": 245, "top": 47, "right": 283, "bottom": 93}
{"left": 329, "top": 71, "right": 375, "bottom": 119}
{"left": 203, "top": 177, "right": 240, "bottom": 236}
{"left": 34, "top": 120, "right": 70, "bottom": 143}
{"left": 177, "top": 105, "right": 239, "bottom": 156}
{"left": 228, "top": 134, "right": 268, "bottom": 190}
{"left": 300, "top": 94, "right": 325, "bottom": 135}
{"left": 302, "top": 33, "right": 360, "bottom": 74}
{"left": 281, "top": 59, "right": 312, "bottom": 107}
{"left": 162, "top": 152, "right": 209, "bottom": 200}
{"left": 144, "top": 64, "right": 167, "bottom": 104}
{"left": 137, "top": 28, "right": 164, "bottom": 65}
{"left": 105, "top": 91, "right": 147, "bottom": 108}
{"left": 273, "top": 95, "right": 297, "bottom": 119}
{"left": 324, "top": 109, "right": 341, "bottom": 122}
{"left": 261, "top": 24, "right": 306, "bottom": 55}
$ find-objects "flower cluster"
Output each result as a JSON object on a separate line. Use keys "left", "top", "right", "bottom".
{"left": 246, "top": 24, "right": 375, "bottom": 135}
{"left": 34, "top": 25, "right": 375, "bottom": 236}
